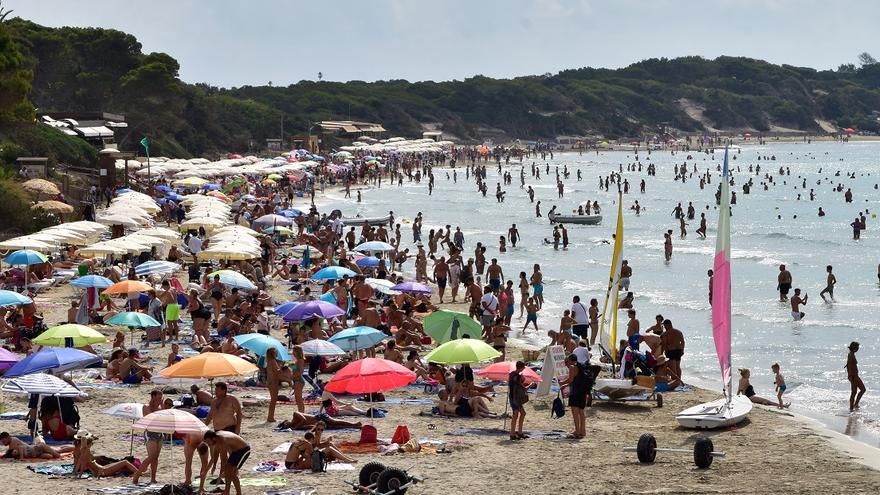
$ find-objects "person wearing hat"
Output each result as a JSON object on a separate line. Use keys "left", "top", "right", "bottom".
{"left": 73, "top": 430, "right": 138, "bottom": 478}
{"left": 847, "top": 342, "right": 866, "bottom": 412}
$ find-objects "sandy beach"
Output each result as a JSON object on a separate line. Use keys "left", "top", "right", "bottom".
{"left": 1, "top": 280, "right": 878, "bottom": 495}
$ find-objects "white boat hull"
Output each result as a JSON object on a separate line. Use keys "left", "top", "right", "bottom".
{"left": 676, "top": 394, "right": 752, "bottom": 429}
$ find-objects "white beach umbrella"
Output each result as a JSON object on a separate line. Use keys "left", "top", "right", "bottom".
{"left": 1, "top": 373, "right": 87, "bottom": 397}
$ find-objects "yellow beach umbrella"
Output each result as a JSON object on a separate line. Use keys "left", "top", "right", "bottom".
{"left": 173, "top": 177, "right": 208, "bottom": 187}
{"left": 32, "top": 324, "right": 107, "bottom": 347}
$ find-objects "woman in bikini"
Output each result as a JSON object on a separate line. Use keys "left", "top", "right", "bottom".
{"left": 73, "top": 433, "right": 137, "bottom": 478}
{"left": 265, "top": 347, "right": 283, "bottom": 423}
{"left": 208, "top": 275, "right": 225, "bottom": 325}
{"left": 518, "top": 272, "right": 530, "bottom": 318}
{"left": 187, "top": 289, "right": 211, "bottom": 347}
{"left": 290, "top": 345, "right": 306, "bottom": 413}
{"left": 736, "top": 368, "right": 777, "bottom": 406}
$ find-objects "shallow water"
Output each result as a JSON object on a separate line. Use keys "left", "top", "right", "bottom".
{"left": 328, "top": 141, "right": 880, "bottom": 444}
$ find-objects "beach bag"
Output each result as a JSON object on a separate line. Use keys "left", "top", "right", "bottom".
{"left": 551, "top": 392, "right": 566, "bottom": 419}
{"left": 359, "top": 425, "right": 377, "bottom": 444}
{"left": 310, "top": 449, "right": 328, "bottom": 473}
{"left": 391, "top": 425, "right": 411, "bottom": 445}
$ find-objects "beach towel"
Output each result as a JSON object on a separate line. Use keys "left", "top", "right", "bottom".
{"left": 253, "top": 460, "right": 355, "bottom": 474}
{"left": 357, "top": 397, "right": 434, "bottom": 405}
{"left": 265, "top": 488, "right": 316, "bottom": 495}
{"left": 274, "top": 427, "right": 361, "bottom": 434}
{"left": 27, "top": 462, "right": 75, "bottom": 476}
{"left": 240, "top": 476, "right": 287, "bottom": 487}
{"left": 2, "top": 451, "right": 74, "bottom": 462}
{"left": 446, "top": 428, "right": 568, "bottom": 440}
{"left": 14, "top": 435, "right": 71, "bottom": 446}
{"left": 0, "top": 411, "right": 28, "bottom": 420}
{"left": 86, "top": 483, "right": 164, "bottom": 494}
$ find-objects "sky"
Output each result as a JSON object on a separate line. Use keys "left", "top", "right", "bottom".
{"left": 6, "top": 0, "right": 879, "bottom": 88}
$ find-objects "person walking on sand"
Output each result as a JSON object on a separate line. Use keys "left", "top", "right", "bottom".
{"left": 777, "top": 264, "right": 792, "bottom": 301}
{"left": 847, "top": 342, "right": 866, "bottom": 411}
{"left": 820, "top": 265, "right": 836, "bottom": 302}
{"left": 790, "top": 288, "right": 808, "bottom": 321}
{"left": 507, "top": 361, "right": 529, "bottom": 441}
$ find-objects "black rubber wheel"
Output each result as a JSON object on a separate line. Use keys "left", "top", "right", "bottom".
{"left": 694, "top": 436, "right": 714, "bottom": 469}
{"left": 636, "top": 433, "right": 657, "bottom": 463}
{"left": 358, "top": 461, "right": 386, "bottom": 487}
{"left": 656, "top": 393, "right": 663, "bottom": 408}
{"left": 377, "top": 467, "right": 410, "bottom": 494}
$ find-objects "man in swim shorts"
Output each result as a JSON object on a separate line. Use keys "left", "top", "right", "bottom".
{"left": 202, "top": 430, "right": 250, "bottom": 495}
{"left": 790, "top": 288, "right": 808, "bottom": 321}
{"left": 159, "top": 280, "right": 180, "bottom": 344}
{"left": 530, "top": 264, "right": 544, "bottom": 309}
{"left": 777, "top": 264, "right": 792, "bottom": 302}
{"left": 433, "top": 256, "right": 449, "bottom": 303}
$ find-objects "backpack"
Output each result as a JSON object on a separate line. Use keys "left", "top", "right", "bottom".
{"left": 310, "top": 449, "right": 328, "bottom": 473}
{"left": 551, "top": 391, "right": 566, "bottom": 418}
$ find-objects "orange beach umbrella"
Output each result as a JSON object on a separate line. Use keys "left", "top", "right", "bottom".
{"left": 102, "top": 280, "right": 154, "bottom": 295}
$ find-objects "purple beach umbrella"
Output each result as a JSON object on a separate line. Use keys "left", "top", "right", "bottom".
{"left": 282, "top": 300, "right": 346, "bottom": 321}
{"left": 391, "top": 281, "right": 433, "bottom": 295}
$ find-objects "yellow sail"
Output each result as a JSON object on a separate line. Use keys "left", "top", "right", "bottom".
{"left": 598, "top": 192, "right": 624, "bottom": 360}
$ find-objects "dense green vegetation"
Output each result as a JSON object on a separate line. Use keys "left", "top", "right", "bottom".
{"left": 1, "top": 13, "right": 880, "bottom": 164}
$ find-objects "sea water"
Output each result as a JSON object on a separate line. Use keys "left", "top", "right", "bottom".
{"left": 324, "top": 140, "right": 880, "bottom": 445}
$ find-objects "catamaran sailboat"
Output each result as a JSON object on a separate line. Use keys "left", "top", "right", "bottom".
{"left": 676, "top": 147, "right": 752, "bottom": 429}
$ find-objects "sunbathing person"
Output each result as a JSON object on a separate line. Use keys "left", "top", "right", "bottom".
{"left": 437, "top": 390, "right": 495, "bottom": 418}
{"left": 318, "top": 396, "right": 369, "bottom": 417}
{"left": 278, "top": 411, "right": 363, "bottom": 430}
{"left": 284, "top": 435, "right": 314, "bottom": 470}
{"left": 309, "top": 421, "right": 356, "bottom": 459}
{"left": 72, "top": 431, "right": 137, "bottom": 478}
{"left": 0, "top": 432, "right": 74, "bottom": 459}
{"left": 403, "top": 351, "right": 430, "bottom": 380}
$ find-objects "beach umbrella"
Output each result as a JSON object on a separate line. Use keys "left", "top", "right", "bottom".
{"left": 21, "top": 179, "right": 60, "bottom": 196}
{"left": 70, "top": 275, "right": 114, "bottom": 289}
{"left": 208, "top": 269, "right": 257, "bottom": 290}
{"left": 155, "top": 185, "right": 172, "bottom": 193}
{"left": 97, "top": 215, "right": 141, "bottom": 228}
{"left": 1, "top": 373, "right": 86, "bottom": 397}
{"left": 32, "top": 200, "right": 74, "bottom": 214}
{"left": 272, "top": 301, "right": 299, "bottom": 315}
{"left": 134, "top": 260, "right": 181, "bottom": 277}
{"left": 391, "top": 281, "right": 433, "bottom": 295}
{"left": 106, "top": 311, "right": 161, "bottom": 328}
{"left": 133, "top": 408, "right": 208, "bottom": 434}
{"left": 328, "top": 326, "right": 388, "bottom": 352}
{"left": 103, "top": 280, "right": 153, "bottom": 295}
{"left": 355, "top": 256, "right": 385, "bottom": 268}
{"left": 300, "top": 339, "right": 345, "bottom": 357}
{"left": 234, "top": 334, "right": 291, "bottom": 361}
{"left": 198, "top": 245, "right": 260, "bottom": 261}
{"left": 353, "top": 241, "right": 395, "bottom": 252}
{"left": 0, "top": 238, "right": 54, "bottom": 252}
{"left": 424, "top": 338, "right": 501, "bottom": 365}
{"left": 179, "top": 217, "right": 225, "bottom": 231}
{"left": 4, "top": 249, "right": 48, "bottom": 266}
{"left": 290, "top": 245, "right": 323, "bottom": 259}
{"left": 424, "top": 310, "right": 483, "bottom": 343}
{"left": 4, "top": 347, "right": 101, "bottom": 377}
{"left": 282, "top": 300, "right": 345, "bottom": 322}
{"left": 324, "top": 358, "right": 416, "bottom": 395}
{"left": 254, "top": 214, "right": 293, "bottom": 226}
{"left": 262, "top": 226, "right": 295, "bottom": 236}
{"left": 103, "top": 402, "right": 145, "bottom": 420}
{"left": 32, "top": 324, "right": 107, "bottom": 348}
{"left": 279, "top": 208, "right": 305, "bottom": 218}
{"left": 202, "top": 184, "right": 222, "bottom": 191}
{"left": 365, "top": 278, "right": 401, "bottom": 295}
{"left": 159, "top": 352, "right": 258, "bottom": 379}
{"left": 0, "top": 290, "right": 33, "bottom": 307}
{"left": 477, "top": 361, "right": 543, "bottom": 384}
{"left": 310, "top": 266, "right": 357, "bottom": 280}
{"left": 174, "top": 177, "right": 208, "bottom": 187}
{"left": 0, "top": 348, "right": 19, "bottom": 371}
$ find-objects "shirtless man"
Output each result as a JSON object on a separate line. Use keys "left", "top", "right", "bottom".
{"left": 508, "top": 224, "right": 520, "bottom": 248}
{"left": 183, "top": 431, "right": 210, "bottom": 491}
{"left": 777, "top": 264, "right": 793, "bottom": 301}
{"left": 625, "top": 309, "right": 639, "bottom": 337}
{"left": 352, "top": 276, "right": 373, "bottom": 316}
{"left": 205, "top": 382, "right": 242, "bottom": 434}
{"left": 202, "top": 430, "right": 250, "bottom": 495}
{"left": 486, "top": 258, "right": 504, "bottom": 291}
{"left": 819, "top": 265, "right": 836, "bottom": 302}
{"left": 190, "top": 384, "right": 214, "bottom": 406}
{"left": 619, "top": 260, "right": 632, "bottom": 291}
{"left": 433, "top": 256, "right": 450, "bottom": 303}
{"left": 846, "top": 342, "right": 866, "bottom": 411}
{"left": 159, "top": 280, "right": 180, "bottom": 344}
{"left": 464, "top": 277, "right": 482, "bottom": 318}
{"left": 383, "top": 341, "right": 404, "bottom": 363}
{"left": 660, "top": 320, "right": 685, "bottom": 383}
{"left": 530, "top": 264, "right": 544, "bottom": 309}
{"left": 790, "top": 288, "right": 808, "bottom": 321}
{"left": 663, "top": 231, "right": 673, "bottom": 261}
{"left": 119, "top": 348, "right": 153, "bottom": 384}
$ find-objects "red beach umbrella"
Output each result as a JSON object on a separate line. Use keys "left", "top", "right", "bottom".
{"left": 477, "top": 361, "right": 543, "bottom": 384}
{"left": 324, "top": 358, "right": 416, "bottom": 394}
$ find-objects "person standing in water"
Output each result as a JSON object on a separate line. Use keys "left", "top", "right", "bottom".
{"left": 790, "top": 288, "right": 808, "bottom": 321}
{"left": 819, "top": 265, "right": 836, "bottom": 302}
{"left": 777, "top": 264, "right": 793, "bottom": 302}
{"left": 847, "top": 342, "right": 866, "bottom": 412}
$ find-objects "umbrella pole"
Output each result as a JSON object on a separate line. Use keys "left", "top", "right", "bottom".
{"left": 130, "top": 419, "right": 135, "bottom": 456}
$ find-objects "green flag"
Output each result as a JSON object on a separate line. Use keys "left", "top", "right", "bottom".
{"left": 140, "top": 136, "right": 150, "bottom": 153}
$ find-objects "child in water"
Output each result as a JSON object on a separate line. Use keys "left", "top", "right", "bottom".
{"left": 771, "top": 363, "right": 790, "bottom": 409}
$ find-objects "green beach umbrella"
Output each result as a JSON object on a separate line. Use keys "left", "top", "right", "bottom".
{"left": 32, "top": 324, "right": 107, "bottom": 348}
{"left": 424, "top": 338, "right": 501, "bottom": 365}
{"left": 106, "top": 312, "right": 161, "bottom": 328}
{"left": 424, "top": 310, "right": 483, "bottom": 344}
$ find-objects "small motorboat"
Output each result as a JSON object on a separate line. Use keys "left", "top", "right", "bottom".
{"left": 675, "top": 394, "right": 753, "bottom": 429}
{"left": 340, "top": 214, "right": 393, "bottom": 227}
{"left": 548, "top": 212, "right": 602, "bottom": 225}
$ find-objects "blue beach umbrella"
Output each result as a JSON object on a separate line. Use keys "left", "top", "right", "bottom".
{"left": 353, "top": 241, "right": 395, "bottom": 252}
{"left": 328, "top": 326, "right": 388, "bottom": 352}
{"left": 272, "top": 301, "right": 299, "bottom": 315}
{"left": 115, "top": 188, "right": 133, "bottom": 195}
{"left": 355, "top": 256, "right": 384, "bottom": 268}
{"left": 279, "top": 208, "right": 305, "bottom": 218}
{"left": 165, "top": 193, "right": 184, "bottom": 201}
{"left": 202, "top": 184, "right": 222, "bottom": 191}
{"left": 5, "top": 249, "right": 48, "bottom": 266}
{"left": 70, "top": 275, "right": 114, "bottom": 289}
{"left": 0, "top": 290, "right": 32, "bottom": 307}
{"left": 4, "top": 347, "right": 102, "bottom": 378}
{"left": 234, "top": 334, "right": 291, "bottom": 360}
{"left": 155, "top": 185, "right": 172, "bottom": 193}
{"left": 310, "top": 266, "right": 357, "bottom": 280}
{"left": 135, "top": 261, "right": 180, "bottom": 277}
